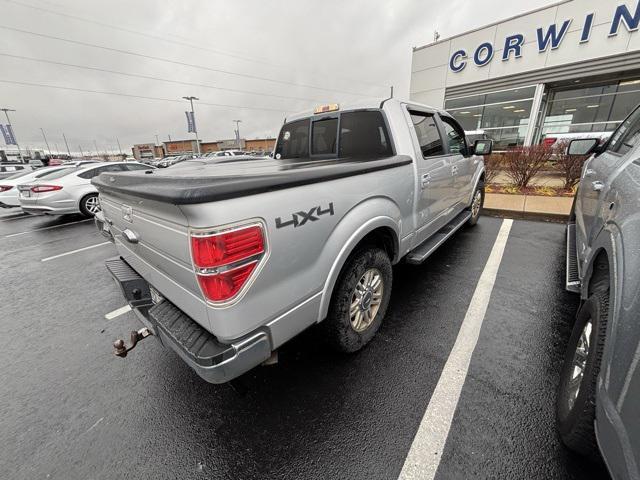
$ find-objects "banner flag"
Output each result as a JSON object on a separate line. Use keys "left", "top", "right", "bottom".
{"left": 185, "top": 111, "right": 196, "bottom": 133}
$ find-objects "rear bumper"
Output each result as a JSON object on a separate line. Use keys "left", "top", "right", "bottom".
{"left": 105, "top": 256, "right": 272, "bottom": 384}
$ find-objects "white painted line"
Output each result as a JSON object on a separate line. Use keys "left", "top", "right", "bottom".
{"left": 85, "top": 417, "right": 104, "bottom": 433}
{"left": 5, "top": 218, "right": 92, "bottom": 238}
{"left": 105, "top": 305, "right": 131, "bottom": 320}
{"left": 398, "top": 219, "right": 513, "bottom": 480}
{"left": 41, "top": 241, "right": 111, "bottom": 262}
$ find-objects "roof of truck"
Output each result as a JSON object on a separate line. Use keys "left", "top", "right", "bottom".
{"left": 284, "top": 97, "right": 443, "bottom": 122}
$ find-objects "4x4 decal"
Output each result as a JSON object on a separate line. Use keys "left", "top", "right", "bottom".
{"left": 275, "top": 202, "right": 334, "bottom": 229}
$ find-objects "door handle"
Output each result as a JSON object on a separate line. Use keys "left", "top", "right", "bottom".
{"left": 584, "top": 168, "right": 596, "bottom": 177}
{"left": 592, "top": 181, "right": 605, "bottom": 192}
{"left": 421, "top": 173, "right": 431, "bottom": 188}
{"left": 451, "top": 165, "right": 458, "bottom": 175}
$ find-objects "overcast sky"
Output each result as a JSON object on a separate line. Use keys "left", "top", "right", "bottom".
{"left": 0, "top": 0, "right": 558, "bottom": 155}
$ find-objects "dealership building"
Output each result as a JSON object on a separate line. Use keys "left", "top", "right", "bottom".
{"left": 410, "top": 0, "right": 640, "bottom": 149}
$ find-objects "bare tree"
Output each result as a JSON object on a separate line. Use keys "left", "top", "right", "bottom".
{"left": 553, "top": 141, "right": 589, "bottom": 190}
{"left": 503, "top": 144, "right": 553, "bottom": 188}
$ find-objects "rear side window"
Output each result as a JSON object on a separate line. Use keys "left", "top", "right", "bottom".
{"left": 311, "top": 118, "right": 338, "bottom": 155}
{"left": 123, "top": 163, "right": 150, "bottom": 171}
{"left": 275, "top": 119, "right": 310, "bottom": 159}
{"left": 411, "top": 112, "right": 444, "bottom": 157}
{"left": 339, "top": 111, "right": 393, "bottom": 159}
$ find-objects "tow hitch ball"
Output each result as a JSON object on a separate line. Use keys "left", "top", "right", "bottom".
{"left": 113, "top": 327, "right": 152, "bottom": 358}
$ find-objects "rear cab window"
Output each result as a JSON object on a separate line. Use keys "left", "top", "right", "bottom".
{"left": 275, "top": 110, "right": 393, "bottom": 161}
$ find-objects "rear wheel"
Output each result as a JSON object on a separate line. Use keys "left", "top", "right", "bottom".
{"left": 466, "top": 183, "right": 484, "bottom": 227}
{"left": 79, "top": 193, "right": 101, "bottom": 217}
{"left": 556, "top": 290, "right": 609, "bottom": 458}
{"left": 321, "top": 247, "right": 392, "bottom": 353}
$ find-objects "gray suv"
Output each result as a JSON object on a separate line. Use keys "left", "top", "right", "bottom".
{"left": 561, "top": 106, "right": 640, "bottom": 479}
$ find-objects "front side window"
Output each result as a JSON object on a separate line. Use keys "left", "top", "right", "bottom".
{"left": 440, "top": 116, "right": 467, "bottom": 154}
{"left": 123, "top": 163, "right": 150, "bottom": 171}
{"left": 410, "top": 112, "right": 444, "bottom": 157}
{"left": 607, "top": 106, "right": 640, "bottom": 155}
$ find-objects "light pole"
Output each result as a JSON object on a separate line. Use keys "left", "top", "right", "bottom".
{"left": 40, "top": 128, "right": 52, "bottom": 156}
{"left": 116, "top": 137, "right": 123, "bottom": 156}
{"left": 62, "top": 133, "right": 71, "bottom": 157}
{"left": 93, "top": 140, "right": 100, "bottom": 158}
{"left": 79, "top": 145, "right": 84, "bottom": 158}
{"left": 1, "top": 108, "right": 23, "bottom": 162}
{"left": 182, "top": 96, "right": 201, "bottom": 155}
{"left": 233, "top": 119, "right": 242, "bottom": 148}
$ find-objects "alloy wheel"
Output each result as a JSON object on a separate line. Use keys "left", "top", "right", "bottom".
{"left": 350, "top": 268, "right": 384, "bottom": 332}
{"left": 567, "top": 319, "right": 592, "bottom": 411}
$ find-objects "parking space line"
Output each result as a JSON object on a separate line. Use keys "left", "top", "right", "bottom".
{"left": 4, "top": 218, "right": 92, "bottom": 238}
{"left": 41, "top": 241, "right": 111, "bottom": 262}
{"left": 105, "top": 305, "right": 131, "bottom": 320}
{"left": 398, "top": 219, "right": 513, "bottom": 480}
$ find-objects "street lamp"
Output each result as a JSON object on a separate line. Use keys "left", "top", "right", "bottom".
{"left": 1, "top": 108, "right": 23, "bottom": 162}
{"left": 182, "top": 96, "right": 201, "bottom": 155}
{"left": 233, "top": 119, "right": 242, "bottom": 148}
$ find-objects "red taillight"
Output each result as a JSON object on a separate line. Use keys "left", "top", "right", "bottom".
{"left": 0, "top": 185, "right": 12, "bottom": 192}
{"left": 31, "top": 185, "right": 62, "bottom": 193}
{"left": 191, "top": 224, "right": 266, "bottom": 302}
{"left": 543, "top": 137, "right": 557, "bottom": 147}
{"left": 196, "top": 262, "right": 258, "bottom": 302}
{"left": 191, "top": 225, "right": 264, "bottom": 268}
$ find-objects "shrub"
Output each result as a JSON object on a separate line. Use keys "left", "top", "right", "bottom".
{"left": 502, "top": 144, "right": 553, "bottom": 188}
{"left": 483, "top": 153, "right": 503, "bottom": 184}
{"left": 553, "top": 140, "right": 589, "bottom": 190}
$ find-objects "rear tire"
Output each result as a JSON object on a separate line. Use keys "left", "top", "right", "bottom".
{"left": 466, "top": 183, "right": 484, "bottom": 227}
{"left": 556, "top": 290, "right": 609, "bottom": 458}
{"left": 321, "top": 247, "right": 392, "bottom": 353}
{"left": 79, "top": 193, "right": 101, "bottom": 217}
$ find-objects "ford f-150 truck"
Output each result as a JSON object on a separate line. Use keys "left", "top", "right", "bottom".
{"left": 93, "top": 98, "right": 492, "bottom": 384}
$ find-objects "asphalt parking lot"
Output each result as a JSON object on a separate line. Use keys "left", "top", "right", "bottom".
{"left": 0, "top": 210, "right": 611, "bottom": 480}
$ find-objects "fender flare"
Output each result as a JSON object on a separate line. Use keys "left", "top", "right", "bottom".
{"left": 317, "top": 214, "right": 401, "bottom": 322}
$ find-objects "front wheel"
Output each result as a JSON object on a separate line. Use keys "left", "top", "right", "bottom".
{"left": 79, "top": 193, "right": 101, "bottom": 217}
{"left": 556, "top": 291, "right": 609, "bottom": 458}
{"left": 466, "top": 183, "right": 484, "bottom": 227}
{"left": 321, "top": 247, "right": 393, "bottom": 353}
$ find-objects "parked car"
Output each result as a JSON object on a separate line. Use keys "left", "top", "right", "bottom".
{"left": 0, "top": 163, "right": 31, "bottom": 180}
{"left": 559, "top": 106, "right": 640, "bottom": 479}
{"left": 0, "top": 166, "right": 75, "bottom": 208}
{"left": 93, "top": 99, "right": 492, "bottom": 384}
{"left": 542, "top": 131, "right": 612, "bottom": 148}
{"left": 18, "top": 161, "right": 152, "bottom": 217}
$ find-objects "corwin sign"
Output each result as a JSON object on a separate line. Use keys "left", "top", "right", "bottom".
{"left": 449, "top": 1, "right": 640, "bottom": 72}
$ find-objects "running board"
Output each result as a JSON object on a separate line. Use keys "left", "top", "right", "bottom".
{"left": 566, "top": 223, "right": 580, "bottom": 293}
{"left": 406, "top": 211, "right": 471, "bottom": 265}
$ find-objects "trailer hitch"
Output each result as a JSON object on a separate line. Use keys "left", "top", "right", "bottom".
{"left": 113, "top": 327, "right": 152, "bottom": 358}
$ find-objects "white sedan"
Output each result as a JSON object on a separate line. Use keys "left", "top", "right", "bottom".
{"left": 0, "top": 166, "right": 73, "bottom": 208}
{"left": 18, "top": 162, "right": 152, "bottom": 217}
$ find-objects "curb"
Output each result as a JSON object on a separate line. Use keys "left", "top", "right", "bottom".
{"left": 481, "top": 208, "right": 568, "bottom": 223}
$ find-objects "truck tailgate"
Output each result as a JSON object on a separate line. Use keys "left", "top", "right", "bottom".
{"left": 98, "top": 189, "right": 209, "bottom": 328}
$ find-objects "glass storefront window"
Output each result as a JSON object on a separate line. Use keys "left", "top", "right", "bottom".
{"left": 445, "top": 85, "right": 535, "bottom": 150}
{"left": 541, "top": 79, "right": 640, "bottom": 138}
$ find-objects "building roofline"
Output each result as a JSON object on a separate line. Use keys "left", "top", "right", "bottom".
{"left": 413, "top": 0, "right": 572, "bottom": 52}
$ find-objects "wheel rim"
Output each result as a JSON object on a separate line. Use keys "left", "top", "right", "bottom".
{"left": 471, "top": 190, "right": 482, "bottom": 218}
{"left": 567, "top": 319, "right": 592, "bottom": 411}
{"left": 85, "top": 196, "right": 101, "bottom": 214}
{"left": 350, "top": 268, "right": 383, "bottom": 332}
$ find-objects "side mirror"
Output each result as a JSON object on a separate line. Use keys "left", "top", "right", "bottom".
{"left": 473, "top": 139, "right": 493, "bottom": 156}
{"left": 567, "top": 138, "right": 599, "bottom": 156}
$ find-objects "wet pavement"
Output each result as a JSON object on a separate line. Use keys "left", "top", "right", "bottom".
{"left": 0, "top": 210, "right": 610, "bottom": 479}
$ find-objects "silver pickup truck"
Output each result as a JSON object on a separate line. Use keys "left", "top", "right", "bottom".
{"left": 93, "top": 98, "right": 491, "bottom": 383}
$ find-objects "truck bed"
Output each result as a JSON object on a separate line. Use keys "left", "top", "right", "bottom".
{"left": 92, "top": 155, "right": 412, "bottom": 204}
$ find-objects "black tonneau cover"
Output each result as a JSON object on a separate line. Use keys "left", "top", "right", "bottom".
{"left": 92, "top": 155, "right": 412, "bottom": 205}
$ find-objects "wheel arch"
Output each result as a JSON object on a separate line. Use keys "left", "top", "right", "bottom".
{"left": 317, "top": 202, "right": 402, "bottom": 323}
